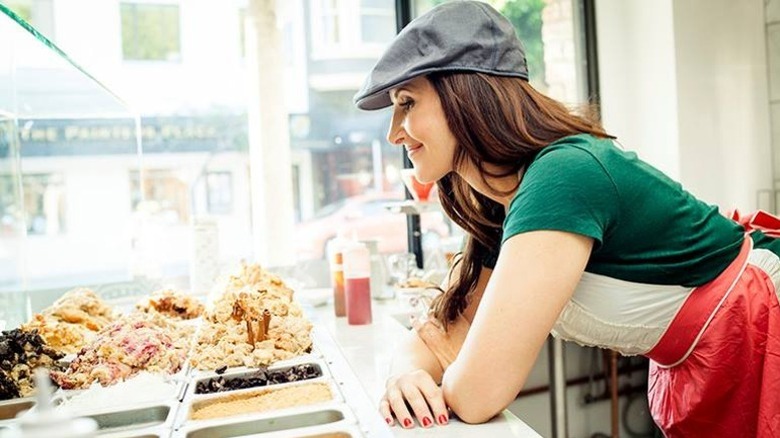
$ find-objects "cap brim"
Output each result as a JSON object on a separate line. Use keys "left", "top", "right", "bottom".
{"left": 354, "top": 73, "right": 423, "bottom": 111}
{"left": 354, "top": 70, "right": 434, "bottom": 111}
{"left": 354, "top": 89, "right": 393, "bottom": 111}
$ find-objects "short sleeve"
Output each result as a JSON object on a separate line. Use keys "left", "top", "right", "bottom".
{"left": 502, "top": 145, "right": 619, "bottom": 246}
{"left": 482, "top": 247, "right": 499, "bottom": 268}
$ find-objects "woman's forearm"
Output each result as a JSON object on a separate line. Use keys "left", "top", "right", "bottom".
{"left": 390, "top": 328, "right": 445, "bottom": 383}
{"left": 388, "top": 264, "right": 490, "bottom": 387}
{"left": 391, "top": 263, "right": 490, "bottom": 382}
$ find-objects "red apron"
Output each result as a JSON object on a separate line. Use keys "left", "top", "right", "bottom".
{"left": 646, "top": 223, "right": 780, "bottom": 437}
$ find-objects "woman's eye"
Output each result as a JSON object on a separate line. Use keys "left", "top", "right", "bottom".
{"left": 400, "top": 100, "right": 414, "bottom": 111}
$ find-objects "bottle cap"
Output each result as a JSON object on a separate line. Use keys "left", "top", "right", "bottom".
{"left": 343, "top": 240, "right": 371, "bottom": 279}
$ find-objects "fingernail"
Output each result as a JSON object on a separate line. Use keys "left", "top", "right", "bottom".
{"left": 385, "top": 417, "right": 393, "bottom": 425}
{"left": 422, "top": 417, "right": 432, "bottom": 427}
{"left": 403, "top": 418, "right": 413, "bottom": 428}
{"left": 438, "top": 414, "right": 448, "bottom": 425}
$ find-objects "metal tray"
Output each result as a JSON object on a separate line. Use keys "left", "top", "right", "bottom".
{"left": 53, "top": 369, "right": 188, "bottom": 408}
{"left": 80, "top": 402, "right": 178, "bottom": 434}
{"left": 179, "top": 378, "right": 343, "bottom": 428}
{"left": 97, "top": 427, "right": 172, "bottom": 438}
{"left": 0, "top": 397, "right": 34, "bottom": 422}
{"left": 174, "top": 404, "right": 355, "bottom": 438}
{"left": 186, "top": 359, "right": 329, "bottom": 399}
{"left": 242, "top": 423, "right": 364, "bottom": 438}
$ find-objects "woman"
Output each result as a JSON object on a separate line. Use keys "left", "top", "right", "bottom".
{"left": 353, "top": 2, "right": 780, "bottom": 437}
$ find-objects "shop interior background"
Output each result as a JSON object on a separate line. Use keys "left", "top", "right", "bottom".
{"left": 1, "top": 0, "right": 777, "bottom": 437}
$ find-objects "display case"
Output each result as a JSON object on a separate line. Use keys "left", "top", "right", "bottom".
{"left": 0, "top": 4, "right": 143, "bottom": 329}
{"left": 0, "top": 9, "right": 392, "bottom": 437}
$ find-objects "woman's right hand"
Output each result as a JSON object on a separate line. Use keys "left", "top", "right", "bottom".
{"left": 380, "top": 369, "right": 450, "bottom": 428}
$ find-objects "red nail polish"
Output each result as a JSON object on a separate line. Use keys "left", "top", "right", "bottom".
{"left": 423, "top": 417, "right": 432, "bottom": 427}
{"left": 403, "top": 418, "right": 412, "bottom": 428}
{"left": 438, "top": 414, "right": 448, "bottom": 424}
{"left": 385, "top": 417, "right": 393, "bottom": 425}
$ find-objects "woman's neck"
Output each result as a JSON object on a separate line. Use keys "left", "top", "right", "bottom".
{"left": 457, "top": 162, "right": 523, "bottom": 209}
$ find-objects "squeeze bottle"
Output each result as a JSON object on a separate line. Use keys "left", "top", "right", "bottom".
{"left": 327, "top": 231, "right": 350, "bottom": 317}
{"left": 343, "top": 240, "right": 373, "bottom": 325}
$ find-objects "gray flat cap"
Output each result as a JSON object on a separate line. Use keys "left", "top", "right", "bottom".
{"left": 354, "top": 0, "right": 528, "bottom": 111}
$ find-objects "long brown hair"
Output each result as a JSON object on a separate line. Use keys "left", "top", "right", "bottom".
{"left": 427, "top": 72, "right": 614, "bottom": 328}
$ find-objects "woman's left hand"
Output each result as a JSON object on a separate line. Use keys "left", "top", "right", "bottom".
{"left": 380, "top": 369, "right": 450, "bottom": 428}
{"left": 412, "top": 313, "right": 470, "bottom": 370}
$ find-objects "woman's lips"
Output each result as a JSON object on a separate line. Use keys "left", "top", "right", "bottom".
{"left": 406, "top": 144, "right": 422, "bottom": 157}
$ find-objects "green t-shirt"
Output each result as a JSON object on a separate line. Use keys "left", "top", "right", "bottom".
{"left": 502, "top": 134, "right": 779, "bottom": 287}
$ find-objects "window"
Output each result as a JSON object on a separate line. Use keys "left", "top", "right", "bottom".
{"left": 310, "top": 0, "right": 395, "bottom": 58}
{"left": 22, "top": 174, "right": 66, "bottom": 235}
{"left": 0, "top": 175, "right": 22, "bottom": 236}
{"left": 205, "top": 171, "right": 233, "bottom": 215}
{"left": 3, "top": 0, "right": 55, "bottom": 38}
{"left": 320, "top": 0, "right": 341, "bottom": 47}
{"left": 120, "top": 3, "right": 181, "bottom": 61}
{"left": 3, "top": 1, "right": 31, "bottom": 22}
{"left": 0, "top": 174, "right": 66, "bottom": 236}
{"left": 360, "top": 0, "right": 394, "bottom": 44}
{"left": 129, "top": 169, "right": 189, "bottom": 225}
{"left": 238, "top": 8, "right": 246, "bottom": 58}
{"left": 413, "top": 0, "right": 577, "bottom": 99}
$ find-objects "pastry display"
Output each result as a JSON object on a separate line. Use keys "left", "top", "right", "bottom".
{"left": 189, "top": 382, "right": 333, "bottom": 421}
{"left": 0, "top": 328, "right": 64, "bottom": 400}
{"left": 135, "top": 288, "right": 204, "bottom": 320}
{"left": 221, "top": 262, "right": 295, "bottom": 301}
{"left": 22, "top": 288, "right": 116, "bottom": 354}
{"left": 51, "top": 313, "right": 188, "bottom": 389}
{"left": 190, "top": 263, "right": 313, "bottom": 371}
{"left": 0, "top": 262, "right": 360, "bottom": 437}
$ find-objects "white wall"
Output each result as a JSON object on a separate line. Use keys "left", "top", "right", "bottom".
{"left": 767, "top": 0, "right": 780, "bottom": 205}
{"left": 674, "top": 0, "right": 772, "bottom": 210}
{"left": 596, "top": 0, "right": 680, "bottom": 179}
{"left": 597, "top": 0, "right": 772, "bottom": 210}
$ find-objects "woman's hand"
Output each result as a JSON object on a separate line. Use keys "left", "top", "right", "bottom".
{"left": 412, "top": 314, "right": 470, "bottom": 370}
{"left": 380, "top": 369, "right": 450, "bottom": 428}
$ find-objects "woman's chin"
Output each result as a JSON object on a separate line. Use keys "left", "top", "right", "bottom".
{"left": 407, "top": 161, "right": 449, "bottom": 184}
{"left": 413, "top": 170, "right": 442, "bottom": 184}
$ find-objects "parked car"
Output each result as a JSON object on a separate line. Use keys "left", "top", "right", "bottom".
{"left": 294, "top": 192, "right": 451, "bottom": 261}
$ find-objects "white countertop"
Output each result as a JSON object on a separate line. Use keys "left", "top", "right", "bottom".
{"left": 305, "top": 295, "right": 542, "bottom": 437}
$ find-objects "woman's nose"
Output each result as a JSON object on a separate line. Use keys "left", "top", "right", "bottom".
{"left": 386, "top": 113, "right": 405, "bottom": 146}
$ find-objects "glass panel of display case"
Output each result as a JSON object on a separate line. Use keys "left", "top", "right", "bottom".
{"left": 0, "top": 0, "right": 447, "bottom": 309}
{"left": 0, "top": 5, "right": 142, "bottom": 326}
{"left": 0, "top": 7, "right": 132, "bottom": 118}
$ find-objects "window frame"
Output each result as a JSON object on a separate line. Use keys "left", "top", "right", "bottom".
{"left": 310, "top": 0, "right": 394, "bottom": 60}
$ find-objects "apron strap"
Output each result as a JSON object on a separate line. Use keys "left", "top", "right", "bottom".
{"left": 646, "top": 238, "right": 752, "bottom": 367}
{"left": 727, "top": 209, "right": 780, "bottom": 238}
{"left": 648, "top": 209, "right": 780, "bottom": 367}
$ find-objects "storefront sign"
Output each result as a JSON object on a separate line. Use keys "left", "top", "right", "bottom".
{"left": 16, "top": 116, "right": 247, "bottom": 156}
